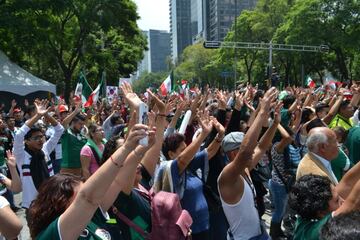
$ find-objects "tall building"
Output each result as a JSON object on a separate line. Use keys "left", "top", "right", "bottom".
{"left": 206, "top": 0, "right": 257, "bottom": 41}
{"left": 138, "top": 30, "right": 171, "bottom": 75}
{"left": 169, "top": 0, "right": 192, "bottom": 62}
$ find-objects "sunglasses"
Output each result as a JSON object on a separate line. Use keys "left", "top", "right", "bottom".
{"left": 29, "top": 135, "right": 45, "bottom": 141}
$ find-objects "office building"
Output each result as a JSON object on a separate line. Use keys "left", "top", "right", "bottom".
{"left": 169, "top": 0, "right": 192, "bottom": 62}
{"left": 138, "top": 30, "right": 171, "bottom": 75}
{"left": 206, "top": 0, "right": 257, "bottom": 41}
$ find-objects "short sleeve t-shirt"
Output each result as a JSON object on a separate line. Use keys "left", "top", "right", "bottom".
{"left": 112, "top": 190, "right": 151, "bottom": 240}
{"left": 170, "top": 150, "right": 209, "bottom": 234}
{"left": 293, "top": 214, "right": 331, "bottom": 240}
{"left": 37, "top": 209, "right": 111, "bottom": 240}
{"left": 61, "top": 128, "right": 87, "bottom": 168}
{"left": 80, "top": 145, "right": 104, "bottom": 175}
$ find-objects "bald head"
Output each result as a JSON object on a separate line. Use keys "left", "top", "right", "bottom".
{"left": 307, "top": 127, "right": 339, "bottom": 160}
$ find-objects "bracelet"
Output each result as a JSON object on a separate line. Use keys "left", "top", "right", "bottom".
{"left": 215, "top": 134, "right": 224, "bottom": 142}
{"left": 110, "top": 155, "right": 123, "bottom": 168}
{"left": 133, "top": 148, "right": 144, "bottom": 158}
{"left": 157, "top": 113, "right": 167, "bottom": 117}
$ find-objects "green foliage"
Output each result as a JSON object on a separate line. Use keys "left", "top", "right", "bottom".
{"left": 132, "top": 71, "right": 168, "bottom": 94}
{"left": 0, "top": 0, "right": 146, "bottom": 100}
{"left": 174, "top": 42, "right": 220, "bottom": 87}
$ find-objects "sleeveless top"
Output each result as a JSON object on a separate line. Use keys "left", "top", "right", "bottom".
{"left": 218, "top": 175, "right": 261, "bottom": 240}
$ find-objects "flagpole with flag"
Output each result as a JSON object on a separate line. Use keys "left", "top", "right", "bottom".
{"left": 84, "top": 77, "right": 106, "bottom": 108}
{"left": 75, "top": 72, "right": 93, "bottom": 104}
{"left": 159, "top": 71, "right": 173, "bottom": 96}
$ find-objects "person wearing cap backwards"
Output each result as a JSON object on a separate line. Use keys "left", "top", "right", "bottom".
{"left": 218, "top": 87, "right": 280, "bottom": 240}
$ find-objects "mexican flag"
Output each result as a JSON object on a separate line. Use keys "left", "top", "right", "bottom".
{"left": 178, "top": 79, "right": 189, "bottom": 99}
{"left": 75, "top": 73, "right": 93, "bottom": 103}
{"left": 306, "top": 76, "right": 316, "bottom": 88}
{"left": 84, "top": 78, "right": 105, "bottom": 108}
{"left": 160, "top": 72, "right": 173, "bottom": 96}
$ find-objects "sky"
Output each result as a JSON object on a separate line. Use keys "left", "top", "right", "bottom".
{"left": 133, "top": 0, "right": 170, "bottom": 31}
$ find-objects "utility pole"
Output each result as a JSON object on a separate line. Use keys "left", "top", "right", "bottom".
{"left": 234, "top": 0, "right": 238, "bottom": 90}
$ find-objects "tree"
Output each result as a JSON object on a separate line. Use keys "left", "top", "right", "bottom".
{"left": 175, "top": 42, "right": 219, "bottom": 87}
{"left": 275, "top": 0, "right": 360, "bottom": 81}
{"left": 132, "top": 71, "right": 168, "bottom": 94}
{"left": 0, "top": 0, "right": 146, "bottom": 101}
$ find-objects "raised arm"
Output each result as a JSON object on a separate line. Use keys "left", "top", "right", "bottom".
{"left": 218, "top": 87, "right": 276, "bottom": 204}
{"left": 323, "top": 95, "right": 344, "bottom": 125}
{"left": 138, "top": 90, "right": 169, "bottom": 177}
{"left": 0, "top": 197, "right": 22, "bottom": 239}
{"left": 205, "top": 118, "right": 225, "bottom": 160}
{"left": 58, "top": 124, "right": 149, "bottom": 240}
{"left": 249, "top": 102, "right": 282, "bottom": 171}
{"left": 177, "top": 112, "right": 213, "bottom": 174}
{"left": 61, "top": 103, "right": 82, "bottom": 129}
{"left": 2, "top": 151, "right": 22, "bottom": 193}
{"left": 336, "top": 160, "right": 360, "bottom": 199}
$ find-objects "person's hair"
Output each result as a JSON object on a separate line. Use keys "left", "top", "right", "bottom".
{"left": 289, "top": 175, "right": 333, "bottom": 220}
{"left": 315, "top": 103, "right": 329, "bottom": 114}
{"left": 339, "top": 100, "right": 350, "bottom": 112}
{"left": 332, "top": 126, "right": 348, "bottom": 143}
{"left": 301, "top": 108, "right": 314, "bottom": 124}
{"left": 282, "top": 94, "right": 296, "bottom": 109}
{"left": 320, "top": 211, "right": 360, "bottom": 240}
{"left": 100, "top": 135, "right": 123, "bottom": 165}
{"left": 162, "top": 133, "right": 185, "bottom": 160}
{"left": 87, "top": 123, "right": 98, "bottom": 139}
{"left": 28, "top": 174, "right": 83, "bottom": 238}
{"left": 71, "top": 114, "right": 86, "bottom": 124}
{"left": 306, "top": 118, "right": 327, "bottom": 132}
{"left": 24, "top": 126, "right": 43, "bottom": 140}
{"left": 110, "top": 115, "right": 121, "bottom": 125}
{"left": 25, "top": 105, "right": 36, "bottom": 115}
{"left": 306, "top": 129, "right": 328, "bottom": 152}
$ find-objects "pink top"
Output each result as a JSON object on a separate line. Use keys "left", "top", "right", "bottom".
{"left": 80, "top": 144, "right": 104, "bottom": 175}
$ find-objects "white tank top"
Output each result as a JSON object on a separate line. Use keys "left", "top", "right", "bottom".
{"left": 218, "top": 175, "right": 261, "bottom": 240}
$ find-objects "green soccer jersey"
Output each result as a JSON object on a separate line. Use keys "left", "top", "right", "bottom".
{"left": 346, "top": 126, "right": 360, "bottom": 164}
{"left": 37, "top": 209, "right": 111, "bottom": 240}
{"left": 61, "top": 128, "right": 87, "bottom": 168}
{"left": 293, "top": 214, "right": 331, "bottom": 240}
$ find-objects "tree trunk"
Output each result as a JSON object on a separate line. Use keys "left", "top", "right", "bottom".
{"left": 335, "top": 48, "right": 349, "bottom": 81}
{"left": 63, "top": 71, "right": 72, "bottom": 104}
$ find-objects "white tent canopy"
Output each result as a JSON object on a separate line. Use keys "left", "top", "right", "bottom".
{"left": 0, "top": 51, "right": 56, "bottom": 96}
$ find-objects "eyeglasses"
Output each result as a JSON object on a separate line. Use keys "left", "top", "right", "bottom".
{"left": 30, "top": 135, "right": 45, "bottom": 141}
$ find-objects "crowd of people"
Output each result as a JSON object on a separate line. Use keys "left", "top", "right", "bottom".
{"left": 0, "top": 81, "right": 360, "bottom": 240}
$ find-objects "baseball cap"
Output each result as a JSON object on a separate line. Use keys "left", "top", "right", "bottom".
{"left": 221, "top": 132, "right": 245, "bottom": 153}
{"left": 58, "top": 105, "right": 69, "bottom": 113}
{"left": 13, "top": 108, "right": 21, "bottom": 113}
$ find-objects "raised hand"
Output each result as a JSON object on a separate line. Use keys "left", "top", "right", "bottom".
{"left": 260, "top": 87, "right": 277, "bottom": 113}
{"left": 11, "top": 99, "right": 17, "bottom": 108}
{"left": 124, "top": 124, "right": 149, "bottom": 150}
{"left": 121, "top": 82, "right": 142, "bottom": 109}
{"left": 273, "top": 101, "right": 283, "bottom": 124}
{"left": 212, "top": 118, "right": 225, "bottom": 136}
{"left": 147, "top": 89, "right": 166, "bottom": 113}
{"left": 216, "top": 90, "right": 227, "bottom": 110}
{"left": 198, "top": 111, "right": 213, "bottom": 135}
{"left": 234, "top": 92, "right": 244, "bottom": 110}
{"left": 34, "top": 99, "right": 50, "bottom": 116}
{"left": 5, "top": 150, "right": 16, "bottom": 169}
{"left": 134, "top": 126, "right": 157, "bottom": 156}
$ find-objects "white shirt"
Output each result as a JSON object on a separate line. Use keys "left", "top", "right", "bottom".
{"left": 0, "top": 196, "right": 9, "bottom": 240}
{"left": 13, "top": 123, "right": 64, "bottom": 208}
{"left": 312, "top": 153, "right": 339, "bottom": 184}
{"left": 218, "top": 175, "right": 261, "bottom": 240}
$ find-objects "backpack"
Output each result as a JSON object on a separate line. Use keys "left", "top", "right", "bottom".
{"left": 113, "top": 187, "right": 193, "bottom": 240}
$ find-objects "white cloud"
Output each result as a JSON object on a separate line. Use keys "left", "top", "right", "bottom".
{"left": 133, "top": 0, "right": 170, "bottom": 31}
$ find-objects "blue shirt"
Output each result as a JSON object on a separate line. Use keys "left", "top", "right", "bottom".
{"left": 170, "top": 150, "right": 209, "bottom": 234}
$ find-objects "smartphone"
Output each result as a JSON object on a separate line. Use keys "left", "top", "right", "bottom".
{"left": 138, "top": 102, "right": 149, "bottom": 146}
